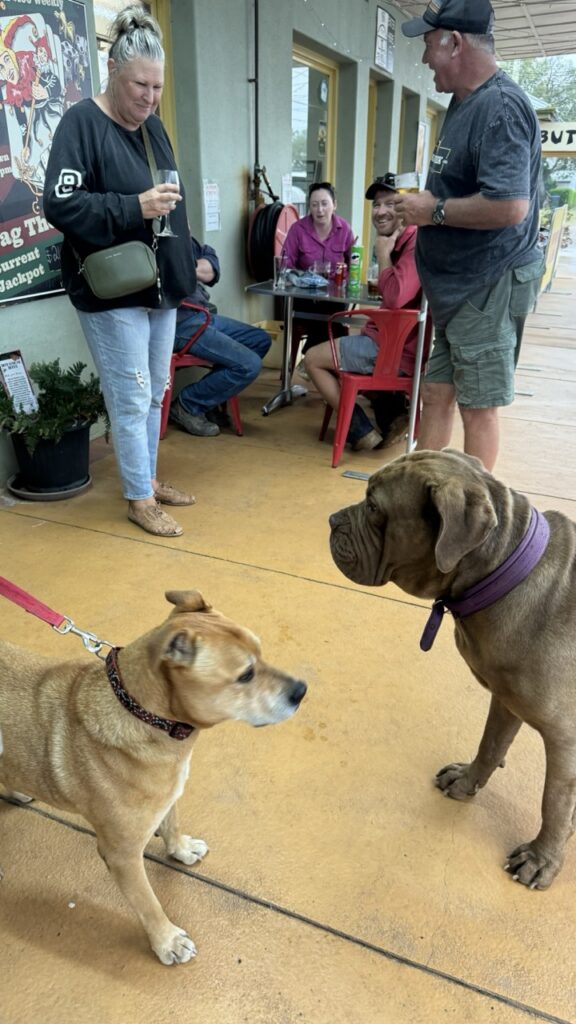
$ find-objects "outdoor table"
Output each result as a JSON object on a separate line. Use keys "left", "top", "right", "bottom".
{"left": 246, "top": 278, "right": 428, "bottom": 452}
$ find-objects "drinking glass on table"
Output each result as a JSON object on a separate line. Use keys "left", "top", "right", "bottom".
{"left": 311, "top": 260, "right": 331, "bottom": 279}
{"left": 156, "top": 169, "right": 180, "bottom": 237}
{"left": 367, "top": 261, "right": 380, "bottom": 297}
{"left": 274, "top": 254, "right": 289, "bottom": 290}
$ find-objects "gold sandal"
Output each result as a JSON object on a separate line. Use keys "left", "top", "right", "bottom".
{"left": 128, "top": 502, "right": 184, "bottom": 537}
{"left": 154, "top": 481, "right": 196, "bottom": 506}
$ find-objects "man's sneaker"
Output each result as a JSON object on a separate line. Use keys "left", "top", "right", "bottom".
{"left": 206, "top": 406, "right": 232, "bottom": 430}
{"left": 169, "top": 400, "right": 220, "bottom": 436}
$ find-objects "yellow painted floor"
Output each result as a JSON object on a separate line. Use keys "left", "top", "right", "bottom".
{"left": 1, "top": 247, "right": 575, "bottom": 1024}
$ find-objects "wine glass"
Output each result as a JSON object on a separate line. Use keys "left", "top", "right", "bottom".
{"left": 156, "top": 169, "right": 179, "bottom": 237}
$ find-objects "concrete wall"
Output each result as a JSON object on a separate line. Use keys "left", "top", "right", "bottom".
{"left": 0, "top": 0, "right": 446, "bottom": 489}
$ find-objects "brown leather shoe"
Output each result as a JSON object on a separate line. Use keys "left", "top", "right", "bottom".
{"left": 128, "top": 502, "right": 184, "bottom": 537}
{"left": 352, "top": 427, "right": 383, "bottom": 452}
{"left": 154, "top": 481, "right": 196, "bottom": 506}
{"left": 379, "top": 414, "right": 409, "bottom": 449}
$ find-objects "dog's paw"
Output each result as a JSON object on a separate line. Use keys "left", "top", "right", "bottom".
{"left": 505, "top": 842, "right": 561, "bottom": 890}
{"left": 434, "top": 762, "right": 479, "bottom": 799}
{"left": 168, "top": 836, "right": 209, "bottom": 866}
{"left": 152, "top": 925, "right": 197, "bottom": 965}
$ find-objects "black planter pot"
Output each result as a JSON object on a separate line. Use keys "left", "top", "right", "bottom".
{"left": 10, "top": 422, "right": 91, "bottom": 496}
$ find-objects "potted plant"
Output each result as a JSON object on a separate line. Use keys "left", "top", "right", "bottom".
{"left": 0, "top": 359, "right": 109, "bottom": 499}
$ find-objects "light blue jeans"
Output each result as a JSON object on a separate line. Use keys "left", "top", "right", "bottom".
{"left": 174, "top": 312, "right": 270, "bottom": 414}
{"left": 77, "top": 306, "right": 176, "bottom": 500}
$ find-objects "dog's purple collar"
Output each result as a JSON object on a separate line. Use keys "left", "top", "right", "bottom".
{"left": 420, "top": 507, "right": 550, "bottom": 652}
{"left": 105, "top": 647, "right": 195, "bottom": 740}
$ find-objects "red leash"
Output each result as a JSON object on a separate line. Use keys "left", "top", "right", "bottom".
{"left": 0, "top": 575, "right": 113, "bottom": 658}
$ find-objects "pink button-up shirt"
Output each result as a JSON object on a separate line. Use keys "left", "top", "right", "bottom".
{"left": 282, "top": 213, "right": 355, "bottom": 270}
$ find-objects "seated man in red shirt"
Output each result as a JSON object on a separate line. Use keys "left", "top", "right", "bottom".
{"left": 304, "top": 174, "right": 422, "bottom": 451}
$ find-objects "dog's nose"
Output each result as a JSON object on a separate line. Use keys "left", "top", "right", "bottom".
{"left": 289, "top": 680, "right": 307, "bottom": 705}
{"left": 329, "top": 509, "right": 348, "bottom": 529}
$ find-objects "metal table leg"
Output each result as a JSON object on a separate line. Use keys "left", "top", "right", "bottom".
{"left": 406, "top": 298, "right": 429, "bottom": 452}
{"left": 262, "top": 293, "right": 307, "bottom": 415}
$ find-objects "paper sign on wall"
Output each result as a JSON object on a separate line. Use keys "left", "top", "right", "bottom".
{"left": 203, "top": 181, "right": 221, "bottom": 232}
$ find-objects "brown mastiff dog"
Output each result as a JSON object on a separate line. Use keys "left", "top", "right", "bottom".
{"left": 329, "top": 449, "right": 576, "bottom": 889}
{"left": 0, "top": 590, "right": 306, "bottom": 964}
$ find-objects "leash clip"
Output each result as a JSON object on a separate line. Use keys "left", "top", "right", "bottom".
{"left": 52, "top": 617, "right": 114, "bottom": 659}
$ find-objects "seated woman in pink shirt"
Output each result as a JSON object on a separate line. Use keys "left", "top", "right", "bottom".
{"left": 283, "top": 182, "right": 355, "bottom": 355}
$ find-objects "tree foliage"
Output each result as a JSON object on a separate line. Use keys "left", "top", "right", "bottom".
{"left": 501, "top": 56, "right": 576, "bottom": 194}
{"left": 500, "top": 56, "right": 576, "bottom": 120}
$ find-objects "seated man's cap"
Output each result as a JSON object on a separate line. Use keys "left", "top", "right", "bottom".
{"left": 365, "top": 173, "right": 398, "bottom": 200}
{"left": 401, "top": 0, "right": 494, "bottom": 38}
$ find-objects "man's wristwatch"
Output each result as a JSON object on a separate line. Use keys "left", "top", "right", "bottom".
{"left": 432, "top": 198, "right": 446, "bottom": 226}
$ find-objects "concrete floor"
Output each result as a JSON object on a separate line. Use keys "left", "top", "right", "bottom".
{"left": 1, "top": 248, "right": 575, "bottom": 1024}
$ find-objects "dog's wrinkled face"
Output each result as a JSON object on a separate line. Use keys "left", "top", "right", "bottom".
{"left": 329, "top": 450, "right": 498, "bottom": 599}
{"left": 156, "top": 591, "right": 306, "bottom": 729}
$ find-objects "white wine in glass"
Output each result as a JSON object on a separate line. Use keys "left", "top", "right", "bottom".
{"left": 156, "top": 169, "right": 179, "bottom": 237}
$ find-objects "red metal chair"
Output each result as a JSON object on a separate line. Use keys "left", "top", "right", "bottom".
{"left": 160, "top": 301, "right": 243, "bottom": 440}
{"left": 318, "top": 307, "right": 430, "bottom": 468}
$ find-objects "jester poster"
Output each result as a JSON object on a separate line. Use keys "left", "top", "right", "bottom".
{"left": 0, "top": 0, "right": 94, "bottom": 303}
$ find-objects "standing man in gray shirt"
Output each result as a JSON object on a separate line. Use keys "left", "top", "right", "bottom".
{"left": 395, "top": 0, "right": 543, "bottom": 470}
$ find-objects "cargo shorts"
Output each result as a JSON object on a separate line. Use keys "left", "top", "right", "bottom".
{"left": 424, "top": 257, "right": 544, "bottom": 408}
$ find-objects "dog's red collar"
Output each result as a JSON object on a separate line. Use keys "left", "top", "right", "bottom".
{"left": 105, "top": 647, "right": 195, "bottom": 740}
{"left": 420, "top": 507, "right": 550, "bottom": 652}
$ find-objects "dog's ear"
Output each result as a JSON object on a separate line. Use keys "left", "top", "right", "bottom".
{"left": 163, "top": 629, "right": 198, "bottom": 665}
{"left": 432, "top": 482, "right": 497, "bottom": 573}
{"left": 165, "top": 590, "right": 212, "bottom": 613}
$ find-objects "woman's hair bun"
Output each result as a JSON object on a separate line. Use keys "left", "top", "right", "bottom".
{"left": 108, "top": 4, "right": 164, "bottom": 65}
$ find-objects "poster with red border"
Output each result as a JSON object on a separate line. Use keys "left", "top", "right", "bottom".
{"left": 0, "top": 0, "right": 93, "bottom": 304}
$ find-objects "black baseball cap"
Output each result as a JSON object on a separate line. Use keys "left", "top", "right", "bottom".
{"left": 365, "top": 174, "right": 398, "bottom": 200}
{"left": 401, "top": 0, "right": 494, "bottom": 38}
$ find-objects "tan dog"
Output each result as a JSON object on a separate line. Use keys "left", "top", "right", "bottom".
{"left": 330, "top": 449, "right": 576, "bottom": 889}
{"left": 0, "top": 590, "right": 306, "bottom": 964}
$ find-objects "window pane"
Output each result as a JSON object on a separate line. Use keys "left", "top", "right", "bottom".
{"left": 291, "top": 59, "right": 331, "bottom": 214}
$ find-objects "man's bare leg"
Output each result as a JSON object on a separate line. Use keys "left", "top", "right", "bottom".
{"left": 304, "top": 341, "right": 342, "bottom": 409}
{"left": 460, "top": 405, "right": 500, "bottom": 471}
{"left": 415, "top": 381, "right": 457, "bottom": 451}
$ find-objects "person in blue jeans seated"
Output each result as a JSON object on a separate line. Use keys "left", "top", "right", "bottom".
{"left": 170, "top": 237, "right": 271, "bottom": 436}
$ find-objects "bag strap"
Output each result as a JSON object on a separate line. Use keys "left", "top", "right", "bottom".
{"left": 141, "top": 122, "right": 162, "bottom": 237}
{"left": 141, "top": 122, "right": 159, "bottom": 183}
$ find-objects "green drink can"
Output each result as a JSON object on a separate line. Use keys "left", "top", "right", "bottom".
{"left": 348, "top": 244, "right": 364, "bottom": 288}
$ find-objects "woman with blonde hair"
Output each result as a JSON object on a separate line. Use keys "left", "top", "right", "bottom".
{"left": 44, "top": 5, "right": 196, "bottom": 536}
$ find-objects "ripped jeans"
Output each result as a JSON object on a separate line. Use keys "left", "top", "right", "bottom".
{"left": 76, "top": 306, "right": 176, "bottom": 500}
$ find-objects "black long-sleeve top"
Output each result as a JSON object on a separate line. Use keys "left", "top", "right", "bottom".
{"left": 43, "top": 99, "right": 196, "bottom": 312}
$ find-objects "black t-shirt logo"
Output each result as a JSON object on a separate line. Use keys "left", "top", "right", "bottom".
{"left": 429, "top": 144, "right": 450, "bottom": 175}
{"left": 55, "top": 168, "right": 83, "bottom": 198}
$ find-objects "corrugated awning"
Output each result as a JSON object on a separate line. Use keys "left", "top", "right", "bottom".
{"left": 393, "top": 1, "right": 576, "bottom": 59}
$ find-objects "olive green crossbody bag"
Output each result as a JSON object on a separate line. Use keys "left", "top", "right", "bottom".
{"left": 76, "top": 124, "right": 161, "bottom": 300}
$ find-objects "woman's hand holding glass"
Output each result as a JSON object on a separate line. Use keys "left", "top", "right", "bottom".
{"left": 155, "top": 170, "right": 180, "bottom": 237}
{"left": 138, "top": 176, "right": 182, "bottom": 230}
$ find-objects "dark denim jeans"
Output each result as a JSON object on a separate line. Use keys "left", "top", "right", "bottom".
{"left": 174, "top": 312, "right": 271, "bottom": 415}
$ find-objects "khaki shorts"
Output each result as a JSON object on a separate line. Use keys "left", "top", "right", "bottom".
{"left": 425, "top": 258, "right": 544, "bottom": 408}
